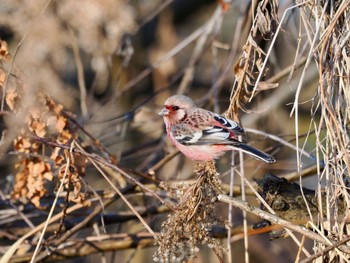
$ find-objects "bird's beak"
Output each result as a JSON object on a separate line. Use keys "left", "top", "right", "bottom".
{"left": 159, "top": 107, "right": 169, "bottom": 116}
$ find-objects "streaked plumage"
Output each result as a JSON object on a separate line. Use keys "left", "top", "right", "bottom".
{"left": 159, "top": 95, "right": 275, "bottom": 163}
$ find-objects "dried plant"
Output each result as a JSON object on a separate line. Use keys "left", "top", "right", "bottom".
{"left": 229, "top": 0, "right": 279, "bottom": 116}
{"left": 1, "top": 0, "right": 350, "bottom": 262}
{"left": 154, "top": 161, "right": 224, "bottom": 262}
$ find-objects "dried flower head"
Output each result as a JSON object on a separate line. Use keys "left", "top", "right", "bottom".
{"left": 154, "top": 161, "right": 224, "bottom": 262}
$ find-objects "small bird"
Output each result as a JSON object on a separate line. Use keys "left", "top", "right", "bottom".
{"left": 159, "top": 95, "right": 275, "bottom": 163}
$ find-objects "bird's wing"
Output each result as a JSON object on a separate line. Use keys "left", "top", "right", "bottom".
{"left": 171, "top": 109, "right": 245, "bottom": 145}
{"left": 171, "top": 121, "right": 241, "bottom": 146}
{"left": 211, "top": 114, "right": 245, "bottom": 136}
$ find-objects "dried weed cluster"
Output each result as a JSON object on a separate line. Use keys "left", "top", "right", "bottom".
{"left": 302, "top": 0, "right": 350, "bottom": 258}
{"left": 154, "top": 161, "right": 224, "bottom": 262}
{"left": 3, "top": 78, "right": 90, "bottom": 208}
{"left": 11, "top": 95, "right": 77, "bottom": 207}
{"left": 229, "top": 0, "right": 279, "bottom": 116}
{"left": 1, "top": 0, "right": 350, "bottom": 262}
{"left": 0, "top": 0, "right": 135, "bottom": 207}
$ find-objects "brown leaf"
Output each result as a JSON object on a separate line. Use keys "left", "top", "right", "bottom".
{"left": 54, "top": 155, "right": 65, "bottom": 166}
{"left": 14, "top": 136, "right": 32, "bottom": 152}
{"left": 30, "top": 119, "right": 47, "bottom": 137}
{"left": 31, "top": 195, "right": 41, "bottom": 208}
{"left": 32, "top": 162, "right": 46, "bottom": 176}
{"left": 234, "top": 59, "right": 245, "bottom": 81}
{"left": 255, "top": 0, "right": 279, "bottom": 40}
{"left": 5, "top": 89, "right": 19, "bottom": 111}
{"left": 256, "top": 3, "right": 271, "bottom": 38}
{"left": 0, "top": 40, "right": 11, "bottom": 61}
{"left": 50, "top": 147, "right": 61, "bottom": 162}
{"left": 58, "top": 129, "right": 72, "bottom": 143}
{"left": 46, "top": 97, "right": 64, "bottom": 115}
{"left": 55, "top": 115, "right": 67, "bottom": 133}
{"left": 43, "top": 171, "right": 54, "bottom": 181}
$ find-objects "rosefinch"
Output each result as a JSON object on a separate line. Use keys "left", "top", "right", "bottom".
{"left": 159, "top": 95, "right": 275, "bottom": 163}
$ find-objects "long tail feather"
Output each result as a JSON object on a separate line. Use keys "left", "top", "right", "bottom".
{"left": 234, "top": 143, "right": 276, "bottom": 163}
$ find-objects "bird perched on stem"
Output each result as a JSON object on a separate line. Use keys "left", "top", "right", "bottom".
{"left": 159, "top": 95, "right": 275, "bottom": 163}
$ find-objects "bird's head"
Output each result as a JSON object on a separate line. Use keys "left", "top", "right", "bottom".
{"left": 159, "top": 95, "right": 196, "bottom": 125}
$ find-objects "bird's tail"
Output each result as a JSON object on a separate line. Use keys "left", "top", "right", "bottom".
{"left": 234, "top": 143, "right": 276, "bottom": 163}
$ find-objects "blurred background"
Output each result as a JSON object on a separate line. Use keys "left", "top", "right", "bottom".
{"left": 0, "top": 0, "right": 338, "bottom": 262}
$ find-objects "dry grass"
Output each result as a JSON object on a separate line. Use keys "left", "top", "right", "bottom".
{"left": 0, "top": 0, "right": 350, "bottom": 262}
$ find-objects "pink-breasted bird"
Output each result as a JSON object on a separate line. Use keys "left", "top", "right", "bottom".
{"left": 159, "top": 95, "right": 275, "bottom": 163}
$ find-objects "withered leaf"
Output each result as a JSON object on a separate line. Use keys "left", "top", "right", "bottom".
{"left": 0, "top": 40, "right": 10, "bottom": 61}
{"left": 43, "top": 171, "right": 54, "bottom": 181}
{"left": 14, "top": 137, "right": 32, "bottom": 152}
{"left": 256, "top": 3, "right": 271, "bottom": 38}
{"left": 30, "top": 195, "right": 41, "bottom": 208}
{"left": 5, "top": 89, "right": 19, "bottom": 111}
{"left": 30, "top": 119, "right": 47, "bottom": 137}
{"left": 55, "top": 115, "right": 67, "bottom": 133}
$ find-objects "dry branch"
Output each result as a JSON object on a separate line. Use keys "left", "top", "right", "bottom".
{"left": 218, "top": 194, "right": 350, "bottom": 255}
{"left": 9, "top": 233, "right": 155, "bottom": 263}
{"left": 1, "top": 0, "right": 350, "bottom": 262}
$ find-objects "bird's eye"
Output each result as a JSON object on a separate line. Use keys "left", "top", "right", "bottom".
{"left": 172, "top": 106, "right": 180, "bottom": 111}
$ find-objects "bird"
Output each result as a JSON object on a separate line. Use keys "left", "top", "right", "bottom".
{"left": 159, "top": 95, "right": 275, "bottom": 163}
